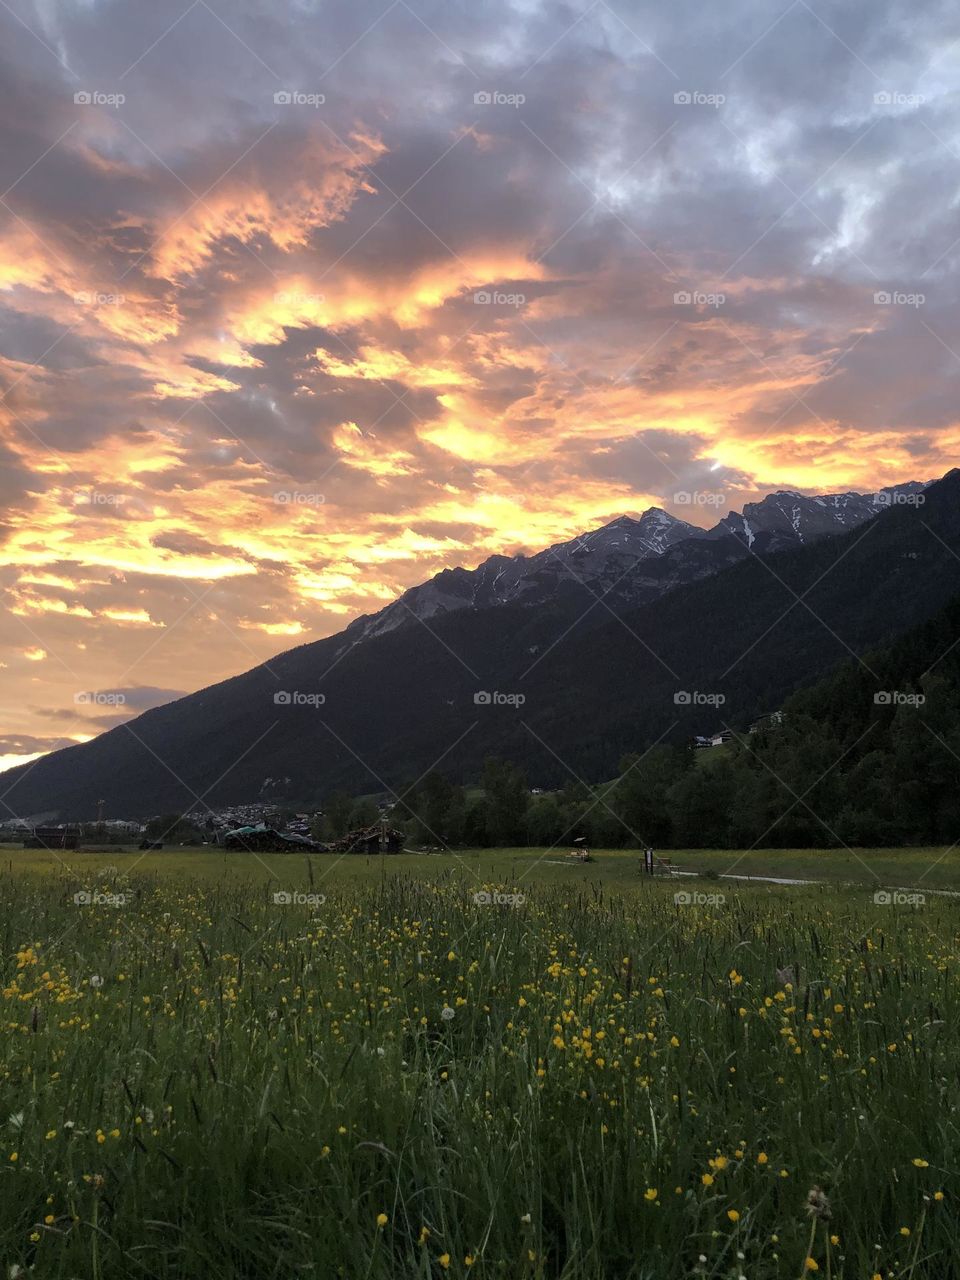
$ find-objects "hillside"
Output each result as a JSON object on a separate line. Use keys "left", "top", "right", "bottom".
{"left": 0, "top": 472, "right": 954, "bottom": 818}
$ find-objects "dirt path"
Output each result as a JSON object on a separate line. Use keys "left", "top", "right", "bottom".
{"left": 673, "top": 867, "right": 960, "bottom": 896}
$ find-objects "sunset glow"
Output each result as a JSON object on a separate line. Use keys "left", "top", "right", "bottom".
{"left": 0, "top": 0, "right": 956, "bottom": 764}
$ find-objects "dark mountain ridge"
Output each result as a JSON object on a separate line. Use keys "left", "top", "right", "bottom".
{"left": 346, "top": 480, "right": 927, "bottom": 643}
{"left": 0, "top": 472, "right": 951, "bottom": 819}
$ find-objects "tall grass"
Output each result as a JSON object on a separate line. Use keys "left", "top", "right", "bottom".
{"left": 0, "top": 868, "right": 957, "bottom": 1278}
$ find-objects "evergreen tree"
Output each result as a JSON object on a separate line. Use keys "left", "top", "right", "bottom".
{"left": 481, "top": 757, "right": 530, "bottom": 847}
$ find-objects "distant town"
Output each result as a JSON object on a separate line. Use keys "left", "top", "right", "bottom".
{"left": 0, "top": 802, "right": 392, "bottom": 851}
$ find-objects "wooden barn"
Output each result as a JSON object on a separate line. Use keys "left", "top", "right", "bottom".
{"left": 333, "top": 822, "right": 405, "bottom": 854}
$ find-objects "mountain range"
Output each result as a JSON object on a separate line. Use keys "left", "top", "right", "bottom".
{"left": 348, "top": 482, "right": 928, "bottom": 641}
{"left": 1, "top": 473, "right": 952, "bottom": 820}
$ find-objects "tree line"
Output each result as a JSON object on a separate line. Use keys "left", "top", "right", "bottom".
{"left": 387, "top": 596, "right": 960, "bottom": 850}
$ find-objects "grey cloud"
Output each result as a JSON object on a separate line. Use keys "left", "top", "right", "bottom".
{"left": 1, "top": 0, "right": 958, "bottom": 754}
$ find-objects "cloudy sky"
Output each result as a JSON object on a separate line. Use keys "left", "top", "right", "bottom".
{"left": 0, "top": 0, "right": 957, "bottom": 769}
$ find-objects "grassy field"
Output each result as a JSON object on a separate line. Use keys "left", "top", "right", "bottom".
{"left": 3, "top": 842, "right": 960, "bottom": 891}
{"left": 1, "top": 851, "right": 959, "bottom": 1277}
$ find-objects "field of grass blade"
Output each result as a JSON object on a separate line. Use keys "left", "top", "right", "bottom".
{"left": 0, "top": 866, "right": 957, "bottom": 1278}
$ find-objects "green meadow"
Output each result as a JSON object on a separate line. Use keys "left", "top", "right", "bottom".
{"left": 2, "top": 843, "right": 959, "bottom": 891}
{"left": 0, "top": 850, "right": 958, "bottom": 1277}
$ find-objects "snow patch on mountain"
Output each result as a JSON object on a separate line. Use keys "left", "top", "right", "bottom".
{"left": 344, "top": 479, "right": 929, "bottom": 647}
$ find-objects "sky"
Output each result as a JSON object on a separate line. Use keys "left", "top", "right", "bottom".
{"left": 0, "top": 0, "right": 958, "bottom": 771}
